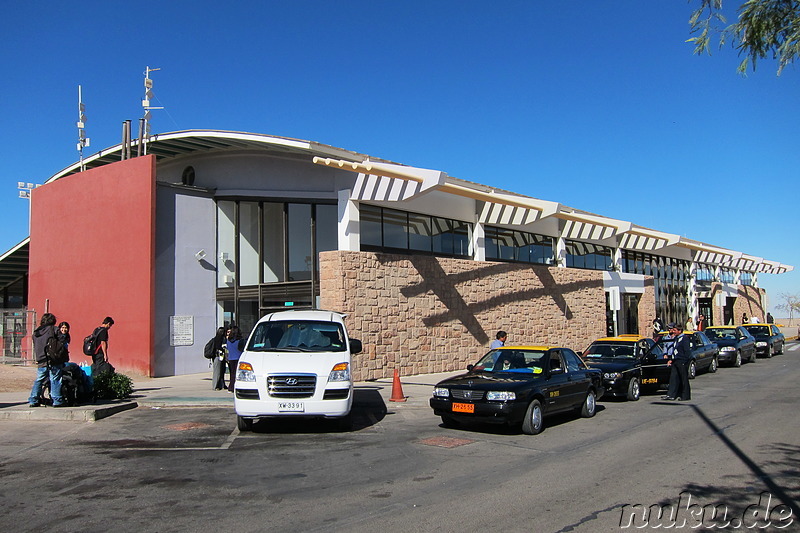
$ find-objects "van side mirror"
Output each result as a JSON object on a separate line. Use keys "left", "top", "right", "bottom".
{"left": 466, "top": 364, "right": 474, "bottom": 371}
{"left": 349, "top": 338, "right": 363, "bottom": 354}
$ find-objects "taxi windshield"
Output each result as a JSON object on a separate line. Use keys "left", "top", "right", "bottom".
{"left": 472, "top": 349, "right": 547, "bottom": 374}
{"left": 705, "top": 328, "right": 737, "bottom": 340}
{"left": 583, "top": 343, "right": 636, "bottom": 359}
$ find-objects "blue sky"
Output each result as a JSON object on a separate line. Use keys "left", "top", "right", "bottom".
{"left": 2, "top": 1, "right": 798, "bottom": 315}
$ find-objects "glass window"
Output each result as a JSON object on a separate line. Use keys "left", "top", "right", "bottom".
{"left": 239, "top": 202, "right": 260, "bottom": 286}
{"left": 408, "top": 212, "right": 432, "bottom": 252}
{"left": 217, "top": 201, "right": 236, "bottom": 288}
{"left": 262, "top": 202, "right": 285, "bottom": 283}
{"left": 288, "top": 204, "right": 312, "bottom": 281}
{"left": 315, "top": 204, "right": 338, "bottom": 272}
{"left": 565, "top": 240, "right": 612, "bottom": 271}
{"left": 360, "top": 204, "right": 382, "bottom": 248}
{"left": 360, "top": 205, "right": 471, "bottom": 258}
{"left": 382, "top": 208, "right": 408, "bottom": 249}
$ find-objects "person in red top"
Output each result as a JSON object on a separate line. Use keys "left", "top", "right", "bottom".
{"left": 696, "top": 314, "right": 708, "bottom": 331}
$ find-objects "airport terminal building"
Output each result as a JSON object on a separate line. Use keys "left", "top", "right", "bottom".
{"left": 0, "top": 130, "right": 792, "bottom": 378}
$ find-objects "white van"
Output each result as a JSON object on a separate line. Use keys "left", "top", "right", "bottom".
{"left": 233, "top": 309, "right": 362, "bottom": 431}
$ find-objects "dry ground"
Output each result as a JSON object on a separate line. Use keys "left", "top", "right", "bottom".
{"left": 0, "top": 364, "right": 37, "bottom": 392}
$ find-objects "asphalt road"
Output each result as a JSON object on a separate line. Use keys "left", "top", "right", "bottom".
{"left": 2, "top": 343, "right": 799, "bottom": 533}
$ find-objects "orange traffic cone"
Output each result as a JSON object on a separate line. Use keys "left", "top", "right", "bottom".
{"left": 389, "top": 368, "right": 407, "bottom": 402}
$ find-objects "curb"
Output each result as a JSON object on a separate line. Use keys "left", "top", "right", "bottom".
{"left": 0, "top": 401, "right": 138, "bottom": 422}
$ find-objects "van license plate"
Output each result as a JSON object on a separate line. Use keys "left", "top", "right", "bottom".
{"left": 278, "top": 402, "right": 305, "bottom": 412}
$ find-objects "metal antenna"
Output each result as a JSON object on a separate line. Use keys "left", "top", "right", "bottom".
{"left": 142, "top": 66, "right": 164, "bottom": 155}
{"left": 77, "top": 85, "right": 90, "bottom": 171}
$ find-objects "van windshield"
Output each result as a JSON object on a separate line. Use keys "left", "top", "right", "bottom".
{"left": 247, "top": 320, "right": 347, "bottom": 352}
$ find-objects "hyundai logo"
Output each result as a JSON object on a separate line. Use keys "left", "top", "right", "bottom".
{"left": 286, "top": 378, "right": 298, "bottom": 385}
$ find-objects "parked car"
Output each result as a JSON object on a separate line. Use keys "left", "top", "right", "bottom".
{"left": 654, "top": 330, "right": 719, "bottom": 379}
{"left": 703, "top": 326, "right": 756, "bottom": 367}
{"left": 429, "top": 346, "right": 604, "bottom": 435}
{"left": 742, "top": 323, "right": 785, "bottom": 358}
{"left": 580, "top": 334, "right": 670, "bottom": 400}
{"left": 233, "top": 309, "right": 363, "bottom": 431}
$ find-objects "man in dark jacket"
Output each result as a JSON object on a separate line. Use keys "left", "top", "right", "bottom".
{"left": 28, "top": 313, "right": 66, "bottom": 407}
{"left": 662, "top": 322, "right": 692, "bottom": 401}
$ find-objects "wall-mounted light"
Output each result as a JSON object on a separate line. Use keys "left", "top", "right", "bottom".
{"left": 223, "top": 275, "right": 234, "bottom": 284}
{"left": 195, "top": 249, "right": 207, "bottom": 262}
{"left": 219, "top": 252, "right": 229, "bottom": 261}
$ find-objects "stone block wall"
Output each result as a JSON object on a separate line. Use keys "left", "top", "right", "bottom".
{"left": 320, "top": 250, "right": 633, "bottom": 381}
{"left": 709, "top": 283, "right": 765, "bottom": 325}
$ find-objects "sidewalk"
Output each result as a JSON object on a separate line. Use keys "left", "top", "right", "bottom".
{"left": 0, "top": 368, "right": 462, "bottom": 422}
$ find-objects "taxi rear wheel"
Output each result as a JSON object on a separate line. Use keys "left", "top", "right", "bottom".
{"left": 522, "top": 399, "right": 544, "bottom": 435}
{"left": 688, "top": 360, "right": 697, "bottom": 379}
{"left": 580, "top": 390, "right": 597, "bottom": 418}
{"left": 709, "top": 356, "right": 718, "bottom": 373}
{"left": 626, "top": 377, "right": 640, "bottom": 401}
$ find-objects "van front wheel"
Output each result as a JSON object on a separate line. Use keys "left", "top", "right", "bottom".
{"left": 237, "top": 415, "right": 253, "bottom": 432}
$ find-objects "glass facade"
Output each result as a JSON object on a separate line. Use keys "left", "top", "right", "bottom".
{"left": 215, "top": 200, "right": 337, "bottom": 334}
{"left": 485, "top": 227, "right": 554, "bottom": 265}
{"left": 360, "top": 204, "right": 471, "bottom": 257}
{"left": 622, "top": 251, "right": 690, "bottom": 326}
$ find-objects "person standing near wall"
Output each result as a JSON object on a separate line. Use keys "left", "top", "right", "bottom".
{"left": 225, "top": 326, "right": 244, "bottom": 393}
{"left": 91, "top": 317, "right": 115, "bottom": 374}
{"left": 211, "top": 327, "right": 227, "bottom": 391}
{"left": 28, "top": 313, "right": 66, "bottom": 407}
{"left": 696, "top": 314, "right": 708, "bottom": 331}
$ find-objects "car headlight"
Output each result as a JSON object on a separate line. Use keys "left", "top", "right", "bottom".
{"left": 756, "top": 341, "right": 767, "bottom": 347}
{"left": 720, "top": 346, "right": 735, "bottom": 352}
{"left": 237, "top": 362, "right": 256, "bottom": 382}
{"left": 603, "top": 372, "right": 622, "bottom": 380}
{"left": 486, "top": 391, "right": 516, "bottom": 401}
{"left": 432, "top": 387, "right": 450, "bottom": 398}
{"left": 328, "top": 362, "right": 350, "bottom": 382}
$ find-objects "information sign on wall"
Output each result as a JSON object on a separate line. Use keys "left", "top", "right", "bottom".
{"left": 170, "top": 315, "right": 194, "bottom": 346}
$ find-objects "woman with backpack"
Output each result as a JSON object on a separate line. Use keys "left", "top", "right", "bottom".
{"left": 210, "top": 327, "right": 227, "bottom": 391}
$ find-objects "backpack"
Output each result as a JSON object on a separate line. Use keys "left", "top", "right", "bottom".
{"left": 46, "top": 334, "right": 69, "bottom": 365}
{"left": 83, "top": 327, "right": 102, "bottom": 356}
{"left": 203, "top": 338, "right": 216, "bottom": 359}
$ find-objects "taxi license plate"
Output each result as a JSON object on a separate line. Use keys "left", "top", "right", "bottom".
{"left": 278, "top": 402, "right": 305, "bottom": 412}
{"left": 452, "top": 402, "right": 474, "bottom": 414}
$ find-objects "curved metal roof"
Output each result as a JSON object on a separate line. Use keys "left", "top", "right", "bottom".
{"left": 37, "top": 129, "right": 791, "bottom": 275}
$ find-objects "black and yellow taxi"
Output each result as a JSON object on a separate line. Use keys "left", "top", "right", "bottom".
{"left": 704, "top": 325, "right": 756, "bottom": 366}
{"left": 429, "top": 346, "right": 604, "bottom": 435}
{"left": 580, "top": 334, "right": 670, "bottom": 401}
{"left": 654, "top": 330, "right": 720, "bottom": 378}
{"left": 742, "top": 323, "right": 785, "bottom": 358}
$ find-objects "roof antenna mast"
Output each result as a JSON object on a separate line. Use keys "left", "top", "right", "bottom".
{"left": 141, "top": 66, "right": 164, "bottom": 155}
{"left": 76, "top": 85, "right": 90, "bottom": 171}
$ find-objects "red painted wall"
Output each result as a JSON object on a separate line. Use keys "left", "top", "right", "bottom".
{"left": 28, "top": 156, "right": 156, "bottom": 376}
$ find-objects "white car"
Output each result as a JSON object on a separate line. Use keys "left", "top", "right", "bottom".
{"left": 234, "top": 309, "right": 363, "bottom": 431}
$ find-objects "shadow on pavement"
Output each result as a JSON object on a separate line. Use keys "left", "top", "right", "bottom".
{"left": 246, "top": 387, "right": 387, "bottom": 434}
